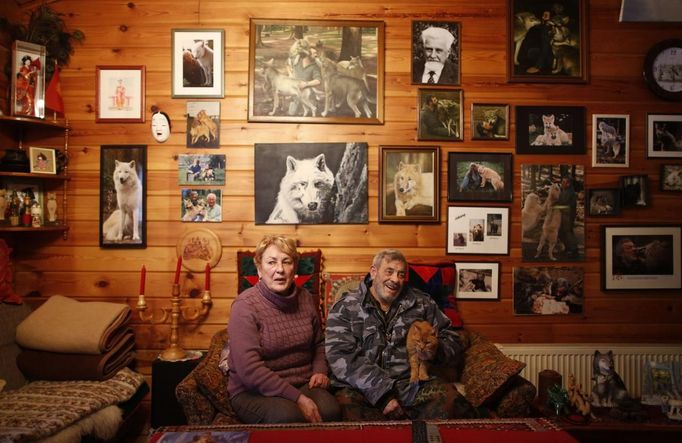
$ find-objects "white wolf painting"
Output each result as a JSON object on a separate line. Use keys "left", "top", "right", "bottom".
{"left": 102, "top": 160, "right": 142, "bottom": 242}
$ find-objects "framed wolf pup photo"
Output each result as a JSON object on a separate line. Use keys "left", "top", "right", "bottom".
{"left": 647, "top": 113, "right": 682, "bottom": 159}
{"left": 471, "top": 104, "right": 510, "bottom": 140}
{"left": 592, "top": 114, "right": 629, "bottom": 167}
{"left": 508, "top": 0, "right": 588, "bottom": 83}
{"left": 11, "top": 40, "right": 46, "bottom": 119}
{"left": 516, "top": 106, "right": 585, "bottom": 154}
{"left": 379, "top": 146, "right": 440, "bottom": 223}
{"left": 96, "top": 66, "right": 145, "bottom": 123}
{"left": 661, "top": 164, "right": 682, "bottom": 192}
{"left": 248, "top": 19, "right": 384, "bottom": 124}
{"left": 455, "top": 262, "right": 500, "bottom": 301}
{"left": 411, "top": 20, "right": 460, "bottom": 86}
{"left": 99, "top": 145, "right": 147, "bottom": 249}
{"left": 446, "top": 206, "right": 509, "bottom": 255}
{"left": 513, "top": 266, "right": 584, "bottom": 315}
{"left": 417, "top": 88, "right": 463, "bottom": 141}
{"left": 186, "top": 101, "right": 220, "bottom": 148}
{"left": 447, "top": 152, "right": 512, "bottom": 202}
{"left": 172, "top": 29, "right": 225, "bottom": 98}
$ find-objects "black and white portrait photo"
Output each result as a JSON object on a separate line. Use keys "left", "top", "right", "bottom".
{"left": 411, "top": 21, "right": 460, "bottom": 85}
{"left": 592, "top": 114, "right": 629, "bottom": 167}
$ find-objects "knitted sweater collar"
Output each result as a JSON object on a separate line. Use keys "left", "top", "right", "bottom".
{"left": 256, "top": 279, "right": 298, "bottom": 311}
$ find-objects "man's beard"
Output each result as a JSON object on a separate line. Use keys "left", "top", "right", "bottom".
{"left": 425, "top": 60, "right": 444, "bottom": 70}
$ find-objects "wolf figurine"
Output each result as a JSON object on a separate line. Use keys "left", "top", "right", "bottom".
{"left": 591, "top": 350, "right": 629, "bottom": 407}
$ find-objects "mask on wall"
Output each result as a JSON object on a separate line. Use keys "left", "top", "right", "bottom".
{"left": 151, "top": 111, "right": 171, "bottom": 143}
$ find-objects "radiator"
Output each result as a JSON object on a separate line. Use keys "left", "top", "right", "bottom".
{"left": 496, "top": 343, "right": 682, "bottom": 398}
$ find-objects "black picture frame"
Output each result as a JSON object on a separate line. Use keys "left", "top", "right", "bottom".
{"left": 447, "top": 152, "right": 513, "bottom": 202}
{"left": 587, "top": 188, "right": 621, "bottom": 216}
{"left": 620, "top": 174, "right": 649, "bottom": 208}
{"left": 99, "top": 145, "right": 147, "bottom": 249}
{"left": 411, "top": 20, "right": 461, "bottom": 86}
{"left": 516, "top": 106, "right": 585, "bottom": 154}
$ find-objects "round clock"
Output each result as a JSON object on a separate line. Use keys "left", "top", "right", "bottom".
{"left": 643, "top": 39, "right": 682, "bottom": 101}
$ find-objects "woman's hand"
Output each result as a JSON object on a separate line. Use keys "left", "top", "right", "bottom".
{"left": 308, "top": 373, "right": 330, "bottom": 389}
{"left": 296, "top": 393, "right": 322, "bottom": 423}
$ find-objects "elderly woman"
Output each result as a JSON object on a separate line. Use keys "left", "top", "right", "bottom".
{"left": 227, "top": 235, "right": 340, "bottom": 423}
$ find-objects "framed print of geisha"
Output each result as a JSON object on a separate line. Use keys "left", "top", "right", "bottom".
{"left": 11, "top": 40, "right": 46, "bottom": 119}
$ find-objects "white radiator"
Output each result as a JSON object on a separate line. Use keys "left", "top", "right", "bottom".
{"left": 496, "top": 343, "right": 682, "bottom": 398}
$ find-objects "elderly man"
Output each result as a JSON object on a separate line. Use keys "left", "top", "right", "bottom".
{"left": 205, "top": 192, "right": 222, "bottom": 222}
{"left": 413, "top": 26, "right": 458, "bottom": 85}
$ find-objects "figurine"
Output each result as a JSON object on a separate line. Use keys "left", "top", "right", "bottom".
{"left": 46, "top": 192, "right": 58, "bottom": 223}
{"left": 0, "top": 189, "right": 6, "bottom": 221}
{"left": 665, "top": 398, "right": 682, "bottom": 421}
{"left": 568, "top": 374, "right": 596, "bottom": 419}
{"left": 31, "top": 203, "right": 42, "bottom": 227}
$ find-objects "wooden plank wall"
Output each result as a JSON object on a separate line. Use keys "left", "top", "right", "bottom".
{"left": 3, "top": 0, "right": 681, "bottom": 409}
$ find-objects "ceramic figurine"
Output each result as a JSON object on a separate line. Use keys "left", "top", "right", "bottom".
{"left": 46, "top": 192, "right": 58, "bottom": 223}
{"left": 0, "top": 189, "right": 6, "bottom": 221}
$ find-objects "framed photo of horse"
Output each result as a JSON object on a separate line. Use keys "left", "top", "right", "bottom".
{"left": 248, "top": 19, "right": 385, "bottom": 124}
{"left": 171, "top": 29, "right": 224, "bottom": 98}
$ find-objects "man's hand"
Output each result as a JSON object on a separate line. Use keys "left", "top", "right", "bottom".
{"left": 308, "top": 373, "right": 330, "bottom": 389}
{"left": 382, "top": 398, "right": 407, "bottom": 420}
{"left": 297, "top": 394, "right": 322, "bottom": 423}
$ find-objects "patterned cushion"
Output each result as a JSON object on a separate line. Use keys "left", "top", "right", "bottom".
{"left": 492, "top": 375, "right": 537, "bottom": 418}
{"left": 191, "top": 329, "right": 236, "bottom": 419}
{"left": 321, "top": 272, "right": 365, "bottom": 321}
{"left": 407, "top": 261, "right": 463, "bottom": 327}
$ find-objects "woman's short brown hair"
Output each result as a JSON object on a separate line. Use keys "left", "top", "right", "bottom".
{"left": 253, "top": 235, "right": 299, "bottom": 267}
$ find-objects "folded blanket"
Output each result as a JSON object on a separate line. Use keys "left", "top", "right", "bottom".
{"left": 16, "top": 330, "right": 135, "bottom": 381}
{"left": 15, "top": 295, "right": 131, "bottom": 355}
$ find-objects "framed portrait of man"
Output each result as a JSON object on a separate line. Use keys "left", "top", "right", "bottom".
{"left": 411, "top": 21, "right": 460, "bottom": 86}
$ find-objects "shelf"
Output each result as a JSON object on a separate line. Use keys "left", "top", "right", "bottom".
{"left": 0, "top": 225, "right": 69, "bottom": 233}
{"left": 0, "top": 115, "right": 69, "bottom": 131}
{"left": 0, "top": 171, "right": 69, "bottom": 180}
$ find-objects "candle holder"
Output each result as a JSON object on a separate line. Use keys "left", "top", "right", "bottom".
{"left": 136, "top": 283, "right": 212, "bottom": 361}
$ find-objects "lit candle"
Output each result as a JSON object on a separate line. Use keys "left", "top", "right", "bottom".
{"left": 205, "top": 262, "right": 211, "bottom": 291}
{"left": 174, "top": 256, "right": 183, "bottom": 284}
{"left": 139, "top": 265, "right": 146, "bottom": 295}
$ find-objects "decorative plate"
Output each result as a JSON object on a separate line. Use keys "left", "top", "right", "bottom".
{"left": 176, "top": 228, "right": 222, "bottom": 272}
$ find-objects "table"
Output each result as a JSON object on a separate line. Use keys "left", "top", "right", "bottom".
{"left": 151, "top": 352, "right": 203, "bottom": 428}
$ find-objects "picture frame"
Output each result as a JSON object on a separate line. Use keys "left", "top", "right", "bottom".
{"left": 186, "top": 101, "right": 220, "bottom": 148}
{"left": 507, "top": 0, "right": 588, "bottom": 83}
{"left": 647, "top": 113, "right": 682, "bottom": 159}
{"left": 516, "top": 106, "right": 585, "bottom": 154}
{"left": 620, "top": 174, "right": 649, "bottom": 208}
{"left": 96, "top": 65, "right": 145, "bottom": 123}
{"left": 592, "top": 114, "right": 629, "bottom": 167}
{"left": 99, "top": 145, "right": 146, "bottom": 248}
{"left": 661, "top": 164, "right": 682, "bottom": 192}
{"left": 447, "top": 152, "right": 513, "bottom": 202}
{"left": 254, "top": 142, "right": 368, "bottom": 225}
{"left": 178, "top": 154, "right": 226, "bottom": 185}
{"left": 471, "top": 103, "right": 510, "bottom": 140}
{"left": 513, "top": 266, "right": 584, "bottom": 315}
{"left": 248, "top": 19, "right": 384, "bottom": 124}
{"left": 379, "top": 146, "right": 440, "bottom": 223}
{"left": 29, "top": 147, "right": 57, "bottom": 175}
{"left": 587, "top": 188, "right": 621, "bottom": 216}
{"left": 417, "top": 88, "right": 463, "bottom": 141}
{"left": 11, "top": 40, "right": 46, "bottom": 119}
{"left": 171, "top": 29, "right": 225, "bottom": 98}
{"left": 455, "top": 262, "right": 500, "bottom": 300}
{"left": 601, "top": 225, "right": 682, "bottom": 291}
{"left": 180, "top": 188, "right": 222, "bottom": 222}
{"left": 446, "top": 206, "right": 510, "bottom": 255}
{"left": 411, "top": 20, "right": 461, "bottom": 86}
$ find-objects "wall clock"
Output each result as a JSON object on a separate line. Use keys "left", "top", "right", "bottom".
{"left": 643, "top": 39, "right": 682, "bottom": 101}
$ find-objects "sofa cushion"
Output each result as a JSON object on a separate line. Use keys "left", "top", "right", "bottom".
{"left": 322, "top": 272, "right": 365, "bottom": 320}
{"left": 407, "top": 261, "right": 463, "bottom": 327}
{"left": 192, "top": 329, "right": 236, "bottom": 418}
{"left": 492, "top": 375, "right": 537, "bottom": 417}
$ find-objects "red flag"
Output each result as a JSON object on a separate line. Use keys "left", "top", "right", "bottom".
{"left": 45, "top": 62, "right": 64, "bottom": 113}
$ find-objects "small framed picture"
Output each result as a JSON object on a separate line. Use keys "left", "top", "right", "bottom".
{"left": 11, "top": 40, "right": 46, "bottom": 119}
{"left": 661, "top": 164, "right": 682, "bottom": 192}
{"left": 180, "top": 188, "right": 222, "bottom": 222}
{"left": 587, "top": 188, "right": 621, "bottom": 216}
{"left": 29, "top": 147, "right": 57, "bottom": 175}
{"left": 647, "top": 113, "right": 682, "bottom": 159}
{"left": 446, "top": 206, "right": 509, "bottom": 255}
{"left": 516, "top": 106, "right": 585, "bottom": 154}
{"left": 592, "top": 114, "right": 629, "bottom": 167}
{"left": 411, "top": 20, "right": 460, "bottom": 86}
{"left": 186, "top": 101, "right": 220, "bottom": 148}
{"left": 96, "top": 65, "right": 145, "bottom": 123}
{"left": 172, "top": 29, "right": 224, "bottom": 98}
{"left": 513, "top": 266, "right": 584, "bottom": 315}
{"left": 455, "top": 262, "right": 500, "bottom": 301}
{"left": 447, "top": 152, "right": 512, "bottom": 202}
{"left": 471, "top": 104, "right": 510, "bottom": 140}
{"left": 620, "top": 175, "right": 649, "bottom": 208}
{"left": 178, "top": 154, "right": 226, "bottom": 185}
{"left": 417, "top": 88, "right": 463, "bottom": 141}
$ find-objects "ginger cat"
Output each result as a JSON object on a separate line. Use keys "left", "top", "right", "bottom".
{"left": 407, "top": 320, "right": 438, "bottom": 383}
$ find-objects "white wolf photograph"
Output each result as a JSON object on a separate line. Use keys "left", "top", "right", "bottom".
{"left": 99, "top": 145, "right": 146, "bottom": 248}
{"left": 513, "top": 266, "right": 584, "bottom": 316}
{"left": 255, "top": 142, "right": 368, "bottom": 225}
{"left": 516, "top": 106, "right": 585, "bottom": 155}
{"left": 171, "top": 29, "right": 224, "bottom": 98}
{"left": 248, "top": 19, "right": 384, "bottom": 124}
{"left": 592, "top": 114, "right": 629, "bottom": 167}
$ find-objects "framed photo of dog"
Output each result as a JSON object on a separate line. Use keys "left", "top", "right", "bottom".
{"left": 513, "top": 266, "right": 584, "bottom": 315}
{"left": 446, "top": 206, "right": 509, "bottom": 255}
{"left": 417, "top": 88, "right": 463, "bottom": 141}
{"left": 515, "top": 106, "right": 585, "bottom": 154}
{"left": 587, "top": 188, "right": 621, "bottom": 216}
{"left": 508, "top": 0, "right": 589, "bottom": 83}
{"left": 455, "top": 262, "right": 500, "bottom": 301}
{"left": 592, "top": 114, "right": 629, "bottom": 167}
{"left": 646, "top": 113, "right": 682, "bottom": 159}
{"left": 99, "top": 145, "right": 147, "bottom": 248}
{"left": 471, "top": 104, "right": 510, "bottom": 140}
{"left": 379, "top": 146, "right": 440, "bottom": 223}
{"left": 96, "top": 66, "right": 145, "bottom": 123}
{"left": 447, "top": 152, "right": 512, "bottom": 202}
{"left": 601, "top": 225, "right": 682, "bottom": 291}
{"left": 186, "top": 101, "right": 220, "bottom": 148}
{"left": 661, "top": 164, "right": 682, "bottom": 192}
{"left": 248, "top": 19, "right": 384, "bottom": 124}
{"left": 171, "top": 29, "right": 224, "bottom": 98}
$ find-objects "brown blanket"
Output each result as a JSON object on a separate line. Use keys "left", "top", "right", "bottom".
{"left": 16, "top": 330, "right": 135, "bottom": 381}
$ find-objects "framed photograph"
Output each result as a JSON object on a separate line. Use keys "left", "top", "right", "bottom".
{"left": 180, "top": 189, "right": 222, "bottom": 222}
{"left": 446, "top": 206, "right": 509, "bottom": 255}
{"left": 178, "top": 154, "right": 226, "bottom": 185}
{"left": 99, "top": 145, "right": 146, "bottom": 248}
{"left": 520, "top": 164, "right": 585, "bottom": 262}
{"left": 186, "top": 101, "right": 220, "bottom": 148}
{"left": 248, "top": 19, "right": 384, "bottom": 124}
{"left": 661, "top": 164, "right": 682, "bottom": 192}
{"left": 4, "top": 181, "right": 43, "bottom": 224}
{"left": 28, "top": 147, "right": 57, "bottom": 175}
{"left": 471, "top": 104, "right": 510, "bottom": 140}
{"left": 455, "top": 262, "right": 500, "bottom": 300}
{"left": 379, "top": 146, "right": 440, "bottom": 223}
{"left": 96, "top": 66, "right": 145, "bottom": 123}
{"left": 647, "top": 113, "right": 682, "bottom": 159}
{"left": 601, "top": 225, "right": 682, "bottom": 291}
{"left": 11, "top": 40, "right": 46, "bottom": 119}
{"left": 587, "top": 188, "right": 621, "bottom": 216}
{"left": 447, "top": 152, "right": 512, "bottom": 202}
{"left": 254, "top": 142, "right": 368, "bottom": 225}
{"left": 411, "top": 20, "right": 460, "bottom": 86}
{"left": 516, "top": 106, "right": 585, "bottom": 154}
{"left": 508, "top": 0, "right": 588, "bottom": 83}
{"left": 620, "top": 174, "right": 649, "bottom": 208}
{"left": 513, "top": 266, "right": 584, "bottom": 315}
{"left": 417, "top": 88, "right": 463, "bottom": 141}
{"left": 592, "top": 114, "right": 629, "bottom": 167}
{"left": 172, "top": 29, "right": 224, "bottom": 98}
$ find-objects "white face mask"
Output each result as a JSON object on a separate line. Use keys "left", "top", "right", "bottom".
{"left": 151, "top": 112, "right": 170, "bottom": 143}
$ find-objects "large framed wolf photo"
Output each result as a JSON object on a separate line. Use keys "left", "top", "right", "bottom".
{"left": 99, "top": 145, "right": 147, "bottom": 249}
{"left": 248, "top": 19, "right": 384, "bottom": 124}
{"left": 171, "top": 29, "right": 224, "bottom": 98}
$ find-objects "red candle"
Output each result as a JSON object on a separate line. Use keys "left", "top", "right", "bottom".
{"left": 139, "top": 265, "right": 146, "bottom": 295}
{"left": 205, "top": 262, "right": 211, "bottom": 291}
{"left": 174, "top": 256, "right": 183, "bottom": 284}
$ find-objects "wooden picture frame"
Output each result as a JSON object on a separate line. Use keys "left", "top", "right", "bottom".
{"left": 248, "top": 19, "right": 384, "bottom": 124}
{"left": 446, "top": 206, "right": 510, "bottom": 255}
{"left": 592, "top": 114, "right": 629, "bottom": 167}
{"left": 11, "top": 40, "right": 46, "bottom": 119}
{"left": 186, "top": 101, "right": 220, "bottom": 148}
{"left": 516, "top": 106, "right": 585, "bottom": 154}
{"left": 587, "top": 188, "right": 621, "bottom": 216}
{"left": 620, "top": 174, "right": 649, "bottom": 208}
{"left": 411, "top": 20, "right": 461, "bottom": 86}
{"left": 455, "top": 262, "right": 500, "bottom": 300}
{"left": 417, "top": 88, "right": 463, "bottom": 141}
{"left": 96, "top": 65, "right": 145, "bottom": 123}
{"left": 99, "top": 145, "right": 147, "bottom": 248}
{"left": 471, "top": 103, "right": 510, "bottom": 140}
{"left": 379, "top": 146, "right": 440, "bottom": 223}
{"left": 513, "top": 266, "right": 584, "bottom": 315}
{"left": 661, "top": 164, "right": 682, "bottom": 192}
{"left": 447, "top": 152, "right": 513, "bottom": 202}
{"left": 647, "top": 113, "right": 682, "bottom": 159}
{"left": 508, "top": 0, "right": 588, "bottom": 83}
{"left": 601, "top": 225, "right": 682, "bottom": 291}
{"left": 171, "top": 29, "right": 225, "bottom": 98}
{"left": 29, "top": 147, "right": 56, "bottom": 175}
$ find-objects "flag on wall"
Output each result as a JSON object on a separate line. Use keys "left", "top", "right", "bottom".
{"left": 45, "top": 62, "right": 64, "bottom": 114}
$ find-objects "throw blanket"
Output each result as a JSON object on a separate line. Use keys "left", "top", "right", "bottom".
{"left": 16, "top": 330, "right": 135, "bottom": 381}
{"left": 0, "top": 367, "right": 144, "bottom": 442}
{"left": 15, "top": 295, "right": 131, "bottom": 355}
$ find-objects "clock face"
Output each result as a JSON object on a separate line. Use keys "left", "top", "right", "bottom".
{"left": 653, "top": 46, "right": 682, "bottom": 93}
